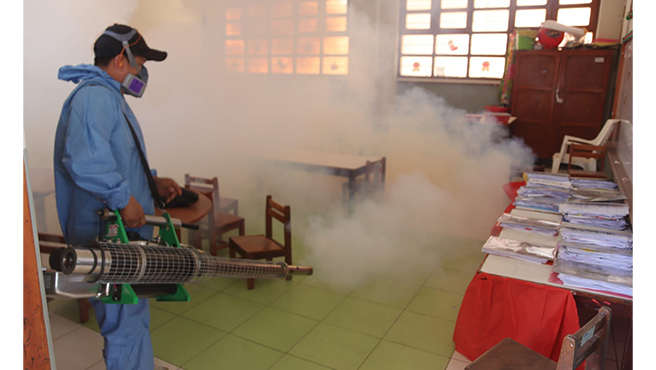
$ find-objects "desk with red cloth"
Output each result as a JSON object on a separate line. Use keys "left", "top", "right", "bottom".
{"left": 452, "top": 182, "right": 632, "bottom": 367}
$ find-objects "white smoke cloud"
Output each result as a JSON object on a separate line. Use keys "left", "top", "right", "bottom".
{"left": 24, "top": 0, "right": 535, "bottom": 289}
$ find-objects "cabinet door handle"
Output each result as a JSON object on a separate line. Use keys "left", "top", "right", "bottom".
{"left": 555, "top": 87, "right": 564, "bottom": 104}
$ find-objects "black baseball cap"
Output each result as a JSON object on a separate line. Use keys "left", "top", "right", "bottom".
{"left": 94, "top": 24, "right": 167, "bottom": 62}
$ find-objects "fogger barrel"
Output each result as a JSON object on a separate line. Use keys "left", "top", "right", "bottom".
{"left": 49, "top": 242, "right": 312, "bottom": 285}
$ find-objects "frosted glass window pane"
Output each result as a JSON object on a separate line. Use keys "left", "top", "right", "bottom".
{"left": 225, "top": 40, "right": 245, "bottom": 56}
{"left": 226, "top": 23, "right": 241, "bottom": 36}
{"left": 297, "top": 57, "right": 321, "bottom": 74}
{"left": 515, "top": 9, "right": 546, "bottom": 28}
{"left": 247, "top": 58, "right": 268, "bottom": 73}
{"left": 400, "top": 56, "right": 433, "bottom": 77}
{"left": 434, "top": 57, "right": 468, "bottom": 77}
{"left": 327, "top": 0, "right": 347, "bottom": 14}
{"left": 323, "top": 56, "right": 349, "bottom": 74}
{"left": 557, "top": 7, "right": 591, "bottom": 26}
{"left": 407, "top": 0, "right": 432, "bottom": 11}
{"left": 441, "top": 0, "right": 467, "bottom": 9}
{"left": 474, "top": 0, "right": 510, "bottom": 8}
{"left": 299, "top": 1, "right": 318, "bottom": 15}
{"left": 249, "top": 5, "right": 266, "bottom": 18}
{"left": 245, "top": 20, "right": 266, "bottom": 34}
{"left": 297, "top": 38, "right": 321, "bottom": 54}
{"left": 272, "top": 39, "right": 294, "bottom": 55}
{"left": 326, "top": 17, "right": 347, "bottom": 32}
{"left": 226, "top": 8, "right": 241, "bottom": 20}
{"left": 471, "top": 33, "right": 507, "bottom": 55}
{"left": 273, "top": 1, "right": 294, "bottom": 17}
{"left": 401, "top": 35, "right": 435, "bottom": 55}
{"left": 406, "top": 13, "right": 432, "bottom": 30}
{"left": 324, "top": 36, "right": 349, "bottom": 55}
{"left": 440, "top": 12, "right": 467, "bottom": 29}
{"left": 469, "top": 56, "right": 505, "bottom": 78}
{"left": 272, "top": 19, "right": 294, "bottom": 35}
{"left": 517, "top": 0, "right": 546, "bottom": 5}
{"left": 435, "top": 34, "right": 469, "bottom": 55}
{"left": 472, "top": 10, "right": 509, "bottom": 32}
{"left": 272, "top": 57, "right": 294, "bottom": 73}
{"left": 247, "top": 40, "right": 268, "bottom": 55}
{"left": 299, "top": 18, "right": 318, "bottom": 33}
{"left": 560, "top": 0, "right": 592, "bottom": 4}
{"left": 226, "top": 58, "right": 245, "bottom": 73}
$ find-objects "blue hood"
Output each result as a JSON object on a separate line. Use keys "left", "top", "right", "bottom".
{"left": 58, "top": 64, "right": 121, "bottom": 93}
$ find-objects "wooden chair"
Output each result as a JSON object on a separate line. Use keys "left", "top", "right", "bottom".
{"left": 228, "top": 195, "right": 291, "bottom": 290}
{"left": 466, "top": 306, "right": 612, "bottom": 370}
{"left": 567, "top": 144, "right": 608, "bottom": 179}
{"left": 37, "top": 233, "right": 93, "bottom": 324}
{"left": 184, "top": 175, "right": 244, "bottom": 255}
{"left": 184, "top": 174, "right": 239, "bottom": 215}
{"left": 342, "top": 157, "right": 387, "bottom": 204}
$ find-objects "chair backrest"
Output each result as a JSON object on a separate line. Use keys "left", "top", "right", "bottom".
{"left": 591, "top": 119, "right": 622, "bottom": 146}
{"left": 364, "top": 157, "right": 386, "bottom": 185}
{"left": 556, "top": 306, "right": 612, "bottom": 370}
{"left": 265, "top": 195, "right": 291, "bottom": 251}
{"left": 568, "top": 144, "right": 606, "bottom": 173}
{"left": 185, "top": 174, "right": 220, "bottom": 218}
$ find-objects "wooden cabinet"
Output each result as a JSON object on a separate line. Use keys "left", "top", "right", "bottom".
{"left": 511, "top": 49, "right": 617, "bottom": 159}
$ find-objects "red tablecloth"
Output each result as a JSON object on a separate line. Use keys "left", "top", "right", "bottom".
{"left": 453, "top": 272, "right": 580, "bottom": 362}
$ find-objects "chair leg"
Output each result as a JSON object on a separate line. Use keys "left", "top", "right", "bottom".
{"left": 247, "top": 278, "right": 255, "bottom": 290}
{"left": 78, "top": 299, "right": 90, "bottom": 324}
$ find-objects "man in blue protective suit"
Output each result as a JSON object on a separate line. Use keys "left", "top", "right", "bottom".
{"left": 54, "top": 24, "right": 181, "bottom": 370}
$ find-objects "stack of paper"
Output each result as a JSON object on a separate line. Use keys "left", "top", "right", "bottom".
{"left": 552, "top": 242, "right": 632, "bottom": 297}
{"left": 513, "top": 196, "right": 565, "bottom": 213}
{"left": 482, "top": 236, "right": 556, "bottom": 264}
{"left": 497, "top": 213, "right": 560, "bottom": 236}
{"left": 570, "top": 178, "right": 619, "bottom": 191}
{"left": 559, "top": 201, "right": 630, "bottom": 231}
{"left": 570, "top": 188, "right": 626, "bottom": 202}
{"left": 523, "top": 171, "right": 571, "bottom": 189}
{"left": 514, "top": 172, "right": 571, "bottom": 213}
{"left": 559, "top": 225, "right": 633, "bottom": 249}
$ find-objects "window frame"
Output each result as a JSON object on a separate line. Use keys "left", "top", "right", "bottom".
{"left": 224, "top": 0, "right": 351, "bottom": 76}
{"left": 397, "top": 0, "right": 601, "bottom": 83}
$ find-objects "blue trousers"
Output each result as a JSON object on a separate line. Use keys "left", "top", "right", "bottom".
{"left": 90, "top": 298, "right": 154, "bottom": 370}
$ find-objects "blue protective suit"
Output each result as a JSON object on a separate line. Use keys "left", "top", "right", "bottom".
{"left": 54, "top": 64, "right": 155, "bottom": 370}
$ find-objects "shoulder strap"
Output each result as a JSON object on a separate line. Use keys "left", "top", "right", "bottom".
{"left": 121, "top": 112, "right": 166, "bottom": 210}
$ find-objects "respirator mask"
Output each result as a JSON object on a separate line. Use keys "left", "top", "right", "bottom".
{"left": 102, "top": 29, "right": 149, "bottom": 98}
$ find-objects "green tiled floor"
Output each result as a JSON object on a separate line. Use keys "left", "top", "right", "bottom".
{"left": 48, "top": 233, "right": 485, "bottom": 370}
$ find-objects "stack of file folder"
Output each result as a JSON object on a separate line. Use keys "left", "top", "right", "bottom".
{"left": 559, "top": 201, "right": 630, "bottom": 231}
{"left": 482, "top": 236, "right": 556, "bottom": 264}
{"left": 513, "top": 172, "right": 571, "bottom": 213}
{"left": 570, "top": 178, "right": 619, "bottom": 191}
{"left": 552, "top": 241, "right": 632, "bottom": 297}
{"left": 497, "top": 213, "right": 560, "bottom": 236}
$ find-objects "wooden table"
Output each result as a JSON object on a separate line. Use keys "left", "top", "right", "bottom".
{"left": 257, "top": 148, "right": 384, "bottom": 212}
{"left": 155, "top": 191, "right": 212, "bottom": 241}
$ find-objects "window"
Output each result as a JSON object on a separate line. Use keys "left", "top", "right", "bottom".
{"left": 398, "top": 0, "right": 600, "bottom": 80}
{"left": 225, "top": 0, "right": 350, "bottom": 75}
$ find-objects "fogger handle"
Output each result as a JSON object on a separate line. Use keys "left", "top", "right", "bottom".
{"left": 101, "top": 210, "right": 200, "bottom": 230}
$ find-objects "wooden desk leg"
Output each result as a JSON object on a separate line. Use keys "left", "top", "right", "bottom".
{"left": 348, "top": 174, "right": 356, "bottom": 214}
{"left": 621, "top": 321, "right": 633, "bottom": 370}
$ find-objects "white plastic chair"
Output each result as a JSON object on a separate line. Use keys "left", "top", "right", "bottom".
{"left": 550, "top": 119, "right": 630, "bottom": 174}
